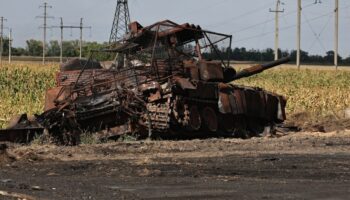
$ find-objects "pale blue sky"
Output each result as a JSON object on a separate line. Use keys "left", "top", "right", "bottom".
{"left": 1, "top": 0, "right": 350, "bottom": 56}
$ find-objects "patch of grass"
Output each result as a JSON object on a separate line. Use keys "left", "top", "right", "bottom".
{"left": 118, "top": 134, "right": 138, "bottom": 142}
{"left": 80, "top": 132, "right": 100, "bottom": 145}
{"left": 30, "top": 132, "right": 53, "bottom": 145}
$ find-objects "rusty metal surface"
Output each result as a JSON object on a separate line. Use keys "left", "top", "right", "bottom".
{"left": 198, "top": 61, "right": 224, "bottom": 81}
{"left": 0, "top": 114, "right": 44, "bottom": 143}
{"left": 44, "top": 87, "right": 63, "bottom": 111}
{"left": 0, "top": 19, "right": 290, "bottom": 144}
{"left": 0, "top": 128, "right": 44, "bottom": 143}
{"left": 202, "top": 106, "right": 218, "bottom": 132}
{"left": 173, "top": 77, "right": 196, "bottom": 90}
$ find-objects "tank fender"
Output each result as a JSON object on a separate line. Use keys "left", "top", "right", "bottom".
{"left": 173, "top": 77, "right": 196, "bottom": 90}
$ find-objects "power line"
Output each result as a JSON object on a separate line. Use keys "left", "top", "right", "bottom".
{"left": 52, "top": 18, "right": 92, "bottom": 62}
{"left": 297, "top": 0, "right": 301, "bottom": 69}
{"left": 306, "top": 13, "right": 332, "bottom": 52}
{"left": 0, "top": 17, "right": 8, "bottom": 67}
{"left": 79, "top": 0, "right": 115, "bottom": 14}
{"left": 334, "top": 0, "right": 339, "bottom": 69}
{"left": 79, "top": 18, "right": 92, "bottom": 59}
{"left": 297, "top": 0, "right": 322, "bottom": 69}
{"left": 204, "top": 0, "right": 276, "bottom": 30}
{"left": 234, "top": 7, "right": 343, "bottom": 44}
{"left": 235, "top": 2, "right": 350, "bottom": 45}
{"left": 173, "top": 0, "right": 230, "bottom": 20}
{"left": 8, "top": 29, "right": 12, "bottom": 64}
{"left": 36, "top": 2, "right": 54, "bottom": 64}
{"left": 269, "top": 0, "right": 285, "bottom": 60}
{"left": 231, "top": 2, "right": 317, "bottom": 35}
{"left": 203, "top": 1, "right": 273, "bottom": 28}
{"left": 257, "top": 11, "right": 271, "bottom": 61}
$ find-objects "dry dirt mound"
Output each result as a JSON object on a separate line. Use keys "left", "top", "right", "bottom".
{"left": 287, "top": 112, "right": 350, "bottom": 133}
{"left": 0, "top": 144, "right": 16, "bottom": 165}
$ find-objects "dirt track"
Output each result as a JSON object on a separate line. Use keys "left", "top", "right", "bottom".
{"left": 0, "top": 129, "right": 350, "bottom": 200}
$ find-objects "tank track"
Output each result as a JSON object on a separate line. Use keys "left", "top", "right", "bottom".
{"left": 145, "top": 97, "right": 172, "bottom": 132}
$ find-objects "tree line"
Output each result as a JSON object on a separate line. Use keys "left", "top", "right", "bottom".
{"left": 1, "top": 39, "right": 108, "bottom": 58}
{"left": 204, "top": 47, "right": 350, "bottom": 65}
{"left": 1, "top": 39, "right": 350, "bottom": 65}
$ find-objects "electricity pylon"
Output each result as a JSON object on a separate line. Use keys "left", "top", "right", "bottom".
{"left": 109, "top": 0, "right": 131, "bottom": 44}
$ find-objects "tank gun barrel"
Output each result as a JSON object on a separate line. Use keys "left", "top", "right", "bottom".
{"left": 231, "top": 57, "right": 290, "bottom": 81}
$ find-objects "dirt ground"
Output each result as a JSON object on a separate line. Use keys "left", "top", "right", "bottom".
{"left": 0, "top": 121, "right": 350, "bottom": 200}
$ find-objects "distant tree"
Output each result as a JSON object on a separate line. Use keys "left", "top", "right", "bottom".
{"left": 261, "top": 48, "right": 274, "bottom": 61}
{"left": 48, "top": 40, "right": 60, "bottom": 57}
{"left": 343, "top": 56, "right": 350, "bottom": 65}
{"left": 26, "top": 39, "right": 43, "bottom": 56}
{"left": 62, "top": 40, "right": 79, "bottom": 57}
{"left": 82, "top": 41, "right": 113, "bottom": 61}
{"left": 290, "top": 50, "right": 309, "bottom": 62}
{"left": 281, "top": 49, "right": 290, "bottom": 58}
{"left": 308, "top": 55, "right": 324, "bottom": 64}
{"left": 232, "top": 48, "right": 242, "bottom": 60}
{"left": 225, "top": 47, "right": 233, "bottom": 59}
{"left": 324, "top": 51, "right": 342, "bottom": 64}
{"left": 324, "top": 51, "right": 334, "bottom": 63}
{"left": 11, "top": 47, "right": 27, "bottom": 56}
{"left": 1, "top": 39, "right": 9, "bottom": 56}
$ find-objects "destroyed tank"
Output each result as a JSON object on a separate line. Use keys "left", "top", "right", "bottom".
{"left": 0, "top": 20, "right": 290, "bottom": 144}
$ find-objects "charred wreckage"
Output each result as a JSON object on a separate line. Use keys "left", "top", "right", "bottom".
{"left": 0, "top": 20, "right": 290, "bottom": 144}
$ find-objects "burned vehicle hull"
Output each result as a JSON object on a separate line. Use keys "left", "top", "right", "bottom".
{"left": 1, "top": 20, "right": 290, "bottom": 144}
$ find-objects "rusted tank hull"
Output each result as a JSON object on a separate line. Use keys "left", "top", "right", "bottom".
{"left": 0, "top": 20, "right": 290, "bottom": 144}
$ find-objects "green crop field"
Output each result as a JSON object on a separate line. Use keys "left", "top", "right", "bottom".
{"left": 0, "top": 62, "right": 349, "bottom": 129}
{"left": 0, "top": 63, "right": 58, "bottom": 128}
{"left": 235, "top": 66, "right": 350, "bottom": 117}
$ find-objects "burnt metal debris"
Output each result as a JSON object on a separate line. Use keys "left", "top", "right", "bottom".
{"left": 0, "top": 20, "right": 290, "bottom": 144}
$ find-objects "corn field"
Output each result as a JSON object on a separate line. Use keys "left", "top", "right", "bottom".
{"left": 236, "top": 67, "right": 350, "bottom": 117}
{"left": 0, "top": 63, "right": 57, "bottom": 128}
{"left": 0, "top": 63, "right": 349, "bottom": 129}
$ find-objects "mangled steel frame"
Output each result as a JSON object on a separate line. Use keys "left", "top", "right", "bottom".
{"left": 0, "top": 20, "right": 290, "bottom": 144}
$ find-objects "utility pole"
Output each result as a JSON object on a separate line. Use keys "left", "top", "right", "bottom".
{"left": 80, "top": 18, "right": 83, "bottom": 59}
{"left": 52, "top": 18, "right": 91, "bottom": 62}
{"left": 334, "top": 0, "right": 339, "bottom": 70}
{"left": 8, "top": 29, "right": 12, "bottom": 64}
{"left": 79, "top": 18, "right": 92, "bottom": 59}
{"left": 37, "top": 2, "right": 53, "bottom": 65}
{"left": 270, "top": 0, "right": 284, "bottom": 61}
{"left": 297, "top": 0, "right": 301, "bottom": 69}
{"left": 109, "top": 0, "right": 131, "bottom": 44}
{"left": 60, "top": 17, "right": 63, "bottom": 63}
{"left": 0, "top": 17, "right": 8, "bottom": 66}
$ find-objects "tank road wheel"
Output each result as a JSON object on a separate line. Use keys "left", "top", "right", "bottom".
{"left": 233, "top": 116, "right": 250, "bottom": 139}
{"left": 247, "top": 118, "right": 266, "bottom": 137}
{"left": 62, "top": 131, "right": 81, "bottom": 146}
{"left": 202, "top": 107, "right": 218, "bottom": 132}
{"left": 186, "top": 105, "right": 201, "bottom": 131}
{"left": 219, "top": 114, "right": 234, "bottom": 133}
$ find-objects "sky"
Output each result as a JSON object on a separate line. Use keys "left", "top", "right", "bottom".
{"left": 1, "top": 0, "right": 350, "bottom": 57}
